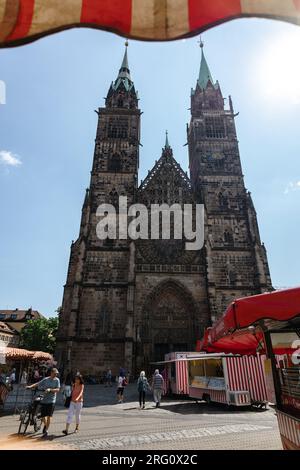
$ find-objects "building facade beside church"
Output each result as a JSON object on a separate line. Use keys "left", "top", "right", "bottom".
{"left": 56, "top": 44, "right": 272, "bottom": 376}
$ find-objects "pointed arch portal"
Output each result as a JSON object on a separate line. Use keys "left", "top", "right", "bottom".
{"left": 141, "top": 281, "right": 197, "bottom": 364}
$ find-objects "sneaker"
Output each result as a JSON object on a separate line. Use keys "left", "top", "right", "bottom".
{"left": 75, "top": 428, "right": 79, "bottom": 433}
{"left": 62, "top": 430, "right": 68, "bottom": 435}
{"left": 142, "top": 405, "right": 145, "bottom": 409}
{"left": 42, "top": 431, "right": 48, "bottom": 438}
{"left": 155, "top": 402, "right": 159, "bottom": 408}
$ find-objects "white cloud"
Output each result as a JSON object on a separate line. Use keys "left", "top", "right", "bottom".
{"left": 0, "top": 150, "right": 22, "bottom": 167}
{"left": 284, "top": 181, "right": 300, "bottom": 194}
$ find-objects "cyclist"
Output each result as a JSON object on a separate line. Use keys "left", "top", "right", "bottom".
{"left": 26, "top": 367, "right": 60, "bottom": 437}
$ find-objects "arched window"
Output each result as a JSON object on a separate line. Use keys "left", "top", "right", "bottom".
{"left": 97, "top": 303, "right": 109, "bottom": 335}
{"left": 224, "top": 229, "right": 234, "bottom": 246}
{"left": 218, "top": 192, "right": 228, "bottom": 208}
{"left": 108, "top": 153, "right": 122, "bottom": 172}
{"left": 228, "top": 269, "right": 237, "bottom": 286}
{"left": 109, "top": 189, "right": 119, "bottom": 208}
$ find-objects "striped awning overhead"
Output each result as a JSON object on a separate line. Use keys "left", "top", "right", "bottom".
{"left": 0, "top": 0, "right": 300, "bottom": 47}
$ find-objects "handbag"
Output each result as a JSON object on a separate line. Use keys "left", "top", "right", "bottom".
{"left": 64, "top": 396, "right": 71, "bottom": 408}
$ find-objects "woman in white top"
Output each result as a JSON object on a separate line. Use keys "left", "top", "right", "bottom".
{"left": 117, "top": 375, "right": 127, "bottom": 403}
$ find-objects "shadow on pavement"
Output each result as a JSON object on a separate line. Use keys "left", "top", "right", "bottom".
{"left": 156, "top": 401, "right": 269, "bottom": 415}
{"left": 0, "top": 433, "right": 69, "bottom": 450}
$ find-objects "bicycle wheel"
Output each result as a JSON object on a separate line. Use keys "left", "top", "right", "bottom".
{"left": 18, "top": 409, "right": 30, "bottom": 435}
{"left": 33, "top": 409, "right": 43, "bottom": 433}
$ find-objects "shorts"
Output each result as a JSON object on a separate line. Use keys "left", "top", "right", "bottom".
{"left": 117, "top": 387, "right": 124, "bottom": 395}
{"left": 40, "top": 403, "right": 55, "bottom": 417}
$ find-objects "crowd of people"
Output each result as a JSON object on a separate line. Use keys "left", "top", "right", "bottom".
{"left": 2, "top": 365, "right": 166, "bottom": 438}
{"left": 0, "top": 365, "right": 50, "bottom": 387}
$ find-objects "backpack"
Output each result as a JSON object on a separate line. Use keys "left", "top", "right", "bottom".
{"left": 122, "top": 377, "right": 128, "bottom": 387}
{"left": 138, "top": 377, "right": 148, "bottom": 392}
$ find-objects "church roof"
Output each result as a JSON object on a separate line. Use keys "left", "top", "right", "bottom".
{"left": 111, "top": 44, "right": 136, "bottom": 93}
{"left": 192, "top": 41, "right": 218, "bottom": 94}
{"left": 139, "top": 135, "right": 191, "bottom": 192}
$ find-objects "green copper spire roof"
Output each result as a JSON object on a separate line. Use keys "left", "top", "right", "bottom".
{"left": 165, "top": 130, "right": 170, "bottom": 149}
{"left": 112, "top": 41, "right": 135, "bottom": 92}
{"left": 191, "top": 38, "right": 220, "bottom": 94}
{"left": 198, "top": 40, "right": 214, "bottom": 90}
{"left": 118, "top": 40, "right": 131, "bottom": 81}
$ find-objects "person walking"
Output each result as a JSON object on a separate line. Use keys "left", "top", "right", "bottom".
{"left": 63, "top": 371, "right": 74, "bottom": 405}
{"left": 9, "top": 368, "right": 16, "bottom": 385}
{"left": 117, "top": 374, "right": 127, "bottom": 403}
{"left": 26, "top": 368, "right": 60, "bottom": 437}
{"left": 62, "top": 374, "right": 84, "bottom": 435}
{"left": 20, "top": 370, "right": 28, "bottom": 385}
{"left": 33, "top": 367, "right": 40, "bottom": 383}
{"left": 137, "top": 371, "right": 150, "bottom": 409}
{"left": 105, "top": 369, "right": 112, "bottom": 387}
{"left": 152, "top": 369, "right": 164, "bottom": 408}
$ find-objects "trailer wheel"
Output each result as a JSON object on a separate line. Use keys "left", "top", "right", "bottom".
{"left": 203, "top": 394, "right": 211, "bottom": 404}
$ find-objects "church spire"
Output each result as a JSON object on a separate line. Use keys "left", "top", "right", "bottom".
{"left": 165, "top": 130, "right": 170, "bottom": 149}
{"left": 191, "top": 38, "right": 223, "bottom": 112}
{"left": 162, "top": 130, "right": 172, "bottom": 158}
{"left": 196, "top": 38, "right": 216, "bottom": 91}
{"left": 105, "top": 41, "right": 138, "bottom": 109}
{"left": 117, "top": 40, "right": 131, "bottom": 81}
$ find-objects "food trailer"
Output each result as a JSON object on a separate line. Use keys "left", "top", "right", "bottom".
{"left": 200, "top": 287, "right": 300, "bottom": 450}
{"left": 153, "top": 351, "right": 204, "bottom": 396}
{"left": 153, "top": 350, "right": 267, "bottom": 406}
{"left": 187, "top": 353, "right": 267, "bottom": 407}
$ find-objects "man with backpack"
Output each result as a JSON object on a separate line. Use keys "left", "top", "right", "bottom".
{"left": 117, "top": 374, "right": 127, "bottom": 403}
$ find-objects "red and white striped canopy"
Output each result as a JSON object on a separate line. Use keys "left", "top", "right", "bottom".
{"left": 1, "top": 0, "right": 300, "bottom": 47}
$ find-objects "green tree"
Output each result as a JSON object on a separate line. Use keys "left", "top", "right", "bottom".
{"left": 20, "top": 317, "right": 59, "bottom": 354}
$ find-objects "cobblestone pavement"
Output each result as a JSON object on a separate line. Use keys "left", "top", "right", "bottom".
{"left": 0, "top": 384, "right": 282, "bottom": 450}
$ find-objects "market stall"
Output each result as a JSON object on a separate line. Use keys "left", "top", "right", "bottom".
{"left": 199, "top": 287, "right": 300, "bottom": 450}
{"left": 0, "top": 347, "right": 54, "bottom": 413}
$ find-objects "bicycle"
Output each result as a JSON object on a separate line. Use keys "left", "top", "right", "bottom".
{"left": 18, "top": 389, "right": 44, "bottom": 435}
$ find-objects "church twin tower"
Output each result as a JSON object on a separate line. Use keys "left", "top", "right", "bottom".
{"left": 56, "top": 43, "right": 272, "bottom": 375}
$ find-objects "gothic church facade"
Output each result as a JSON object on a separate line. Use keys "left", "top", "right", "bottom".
{"left": 56, "top": 44, "right": 272, "bottom": 375}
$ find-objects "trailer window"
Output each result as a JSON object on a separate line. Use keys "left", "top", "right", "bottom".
{"left": 205, "top": 359, "right": 224, "bottom": 377}
{"left": 188, "top": 358, "right": 225, "bottom": 389}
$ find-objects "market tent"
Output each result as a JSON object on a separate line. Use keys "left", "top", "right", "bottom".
{"left": 209, "top": 287, "right": 300, "bottom": 343}
{"left": 3, "top": 347, "right": 53, "bottom": 362}
{"left": 198, "top": 327, "right": 266, "bottom": 355}
{"left": 1, "top": 0, "right": 300, "bottom": 48}
{"left": 31, "top": 351, "right": 53, "bottom": 361}
{"left": 4, "top": 347, "right": 34, "bottom": 360}
{"left": 199, "top": 287, "right": 300, "bottom": 355}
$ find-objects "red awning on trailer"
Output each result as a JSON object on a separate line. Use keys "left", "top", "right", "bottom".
{"left": 199, "top": 287, "right": 300, "bottom": 355}
{"left": 209, "top": 287, "right": 300, "bottom": 343}
{"left": 198, "top": 327, "right": 266, "bottom": 355}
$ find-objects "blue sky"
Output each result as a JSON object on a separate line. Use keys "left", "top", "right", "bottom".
{"left": 0, "top": 18, "right": 299, "bottom": 317}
